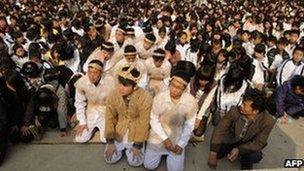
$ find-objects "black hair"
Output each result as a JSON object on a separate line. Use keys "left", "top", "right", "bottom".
{"left": 254, "top": 44, "right": 266, "bottom": 54}
{"left": 293, "top": 46, "right": 304, "bottom": 54}
{"left": 193, "top": 65, "right": 215, "bottom": 93}
{"left": 223, "top": 65, "right": 245, "bottom": 93}
{"left": 165, "top": 40, "right": 176, "bottom": 54}
{"left": 290, "top": 75, "right": 304, "bottom": 90}
{"left": 243, "top": 88, "right": 266, "bottom": 113}
{"left": 152, "top": 48, "right": 165, "bottom": 60}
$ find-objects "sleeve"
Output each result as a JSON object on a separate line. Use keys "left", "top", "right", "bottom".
{"left": 138, "top": 72, "right": 148, "bottom": 90}
{"left": 150, "top": 95, "right": 169, "bottom": 141}
{"left": 134, "top": 92, "right": 153, "bottom": 142}
{"left": 238, "top": 119, "right": 275, "bottom": 154}
{"left": 210, "top": 109, "right": 235, "bottom": 153}
{"left": 275, "top": 84, "right": 287, "bottom": 117}
{"left": 286, "top": 104, "right": 304, "bottom": 116}
{"left": 270, "top": 54, "right": 283, "bottom": 70}
{"left": 56, "top": 86, "right": 68, "bottom": 129}
{"left": 23, "top": 96, "right": 35, "bottom": 126}
{"left": 104, "top": 94, "right": 118, "bottom": 140}
{"left": 196, "top": 86, "right": 218, "bottom": 120}
{"left": 177, "top": 101, "right": 198, "bottom": 148}
{"left": 74, "top": 88, "right": 87, "bottom": 125}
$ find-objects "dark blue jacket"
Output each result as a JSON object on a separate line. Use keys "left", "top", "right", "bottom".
{"left": 275, "top": 81, "right": 304, "bottom": 117}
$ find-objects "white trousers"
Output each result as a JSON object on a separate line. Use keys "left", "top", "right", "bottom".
{"left": 104, "top": 141, "right": 145, "bottom": 167}
{"left": 75, "top": 121, "right": 106, "bottom": 143}
{"left": 144, "top": 144, "right": 185, "bottom": 171}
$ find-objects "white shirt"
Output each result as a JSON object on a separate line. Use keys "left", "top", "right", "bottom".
{"left": 148, "top": 90, "right": 198, "bottom": 148}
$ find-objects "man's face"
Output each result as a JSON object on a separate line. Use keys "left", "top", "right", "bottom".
{"left": 16, "top": 47, "right": 25, "bottom": 57}
{"left": 115, "top": 30, "right": 125, "bottom": 43}
{"left": 101, "top": 50, "right": 112, "bottom": 61}
{"left": 118, "top": 82, "right": 134, "bottom": 96}
{"left": 240, "top": 100, "right": 257, "bottom": 116}
{"left": 169, "top": 79, "right": 186, "bottom": 99}
{"left": 294, "top": 86, "right": 304, "bottom": 96}
{"left": 88, "top": 67, "right": 102, "bottom": 84}
{"left": 89, "top": 26, "right": 97, "bottom": 38}
{"left": 0, "top": 19, "right": 7, "bottom": 28}
{"left": 159, "top": 32, "right": 166, "bottom": 39}
{"left": 241, "top": 33, "right": 250, "bottom": 42}
{"left": 290, "top": 33, "right": 299, "bottom": 44}
{"left": 153, "top": 58, "right": 164, "bottom": 67}
{"left": 143, "top": 40, "right": 153, "bottom": 50}
{"left": 293, "top": 50, "right": 304, "bottom": 63}
{"left": 125, "top": 54, "right": 136, "bottom": 63}
{"left": 17, "top": 36, "right": 25, "bottom": 44}
{"left": 254, "top": 52, "right": 264, "bottom": 59}
{"left": 180, "top": 34, "right": 187, "bottom": 44}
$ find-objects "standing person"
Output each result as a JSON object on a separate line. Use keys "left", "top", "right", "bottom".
{"left": 104, "top": 65, "right": 152, "bottom": 167}
{"left": 144, "top": 61, "right": 198, "bottom": 171}
{"left": 208, "top": 89, "right": 276, "bottom": 170}
{"left": 74, "top": 60, "right": 116, "bottom": 143}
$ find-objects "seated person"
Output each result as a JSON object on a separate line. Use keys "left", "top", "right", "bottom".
{"left": 275, "top": 75, "right": 304, "bottom": 123}
{"left": 208, "top": 89, "right": 276, "bottom": 170}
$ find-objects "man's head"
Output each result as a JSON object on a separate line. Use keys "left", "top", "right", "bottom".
{"left": 115, "top": 26, "right": 126, "bottom": 43}
{"left": 124, "top": 45, "right": 137, "bottom": 63}
{"left": 292, "top": 47, "right": 304, "bottom": 63}
{"left": 169, "top": 75, "right": 188, "bottom": 100}
{"left": 240, "top": 89, "right": 266, "bottom": 118}
{"left": 13, "top": 44, "right": 25, "bottom": 58}
{"left": 100, "top": 41, "right": 114, "bottom": 61}
{"left": 241, "top": 30, "right": 251, "bottom": 42}
{"left": 152, "top": 48, "right": 166, "bottom": 68}
{"left": 143, "top": 34, "right": 156, "bottom": 50}
{"left": 87, "top": 60, "right": 103, "bottom": 85}
{"left": 117, "top": 66, "right": 140, "bottom": 96}
{"left": 254, "top": 44, "right": 266, "bottom": 59}
{"left": 169, "top": 61, "right": 195, "bottom": 99}
{"left": 290, "top": 29, "right": 300, "bottom": 44}
{"left": 291, "top": 75, "right": 304, "bottom": 96}
{"left": 277, "top": 37, "right": 289, "bottom": 51}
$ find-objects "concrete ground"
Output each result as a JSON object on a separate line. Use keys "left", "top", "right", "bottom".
{"left": 1, "top": 117, "right": 303, "bottom": 171}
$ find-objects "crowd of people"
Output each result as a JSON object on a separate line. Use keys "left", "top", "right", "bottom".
{"left": 0, "top": 0, "right": 304, "bottom": 170}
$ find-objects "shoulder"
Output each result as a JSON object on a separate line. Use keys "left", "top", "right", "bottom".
{"left": 261, "top": 112, "right": 276, "bottom": 127}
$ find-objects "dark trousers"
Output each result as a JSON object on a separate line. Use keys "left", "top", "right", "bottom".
{"left": 217, "top": 144, "right": 263, "bottom": 170}
{"left": 0, "top": 139, "right": 7, "bottom": 166}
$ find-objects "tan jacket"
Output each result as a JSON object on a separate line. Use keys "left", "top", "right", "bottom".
{"left": 105, "top": 88, "right": 153, "bottom": 143}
